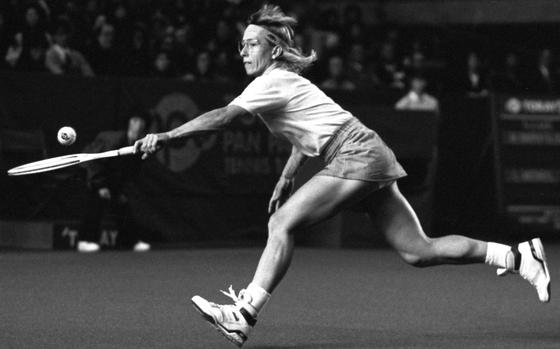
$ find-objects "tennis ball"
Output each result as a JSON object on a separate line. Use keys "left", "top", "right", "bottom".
{"left": 57, "top": 126, "right": 77, "bottom": 146}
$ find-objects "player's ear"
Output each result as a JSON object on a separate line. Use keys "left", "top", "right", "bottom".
{"left": 272, "top": 46, "right": 283, "bottom": 59}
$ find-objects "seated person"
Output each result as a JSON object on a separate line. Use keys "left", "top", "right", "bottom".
{"left": 320, "top": 55, "right": 356, "bottom": 90}
{"left": 78, "top": 114, "right": 151, "bottom": 252}
{"left": 395, "top": 75, "right": 439, "bottom": 112}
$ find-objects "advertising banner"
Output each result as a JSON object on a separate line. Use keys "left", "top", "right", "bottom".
{"left": 492, "top": 95, "right": 560, "bottom": 234}
{"left": 1, "top": 73, "right": 437, "bottom": 242}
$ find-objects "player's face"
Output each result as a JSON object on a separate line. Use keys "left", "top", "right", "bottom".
{"left": 239, "top": 25, "right": 274, "bottom": 77}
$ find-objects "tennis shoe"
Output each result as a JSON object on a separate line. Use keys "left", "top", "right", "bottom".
{"left": 497, "top": 238, "right": 551, "bottom": 302}
{"left": 192, "top": 286, "right": 256, "bottom": 347}
{"left": 77, "top": 241, "right": 100, "bottom": 253}
{"left": 133, "top": 241, "right": 151, "bottom": 252}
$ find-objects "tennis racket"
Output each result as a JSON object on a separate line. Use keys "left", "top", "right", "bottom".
{"left": 7, "top": 146, "right": 136, "bottom": 176}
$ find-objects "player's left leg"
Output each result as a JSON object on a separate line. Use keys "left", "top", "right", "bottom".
{"left": 366, "top": 181, "right": 550, "bottom": 302}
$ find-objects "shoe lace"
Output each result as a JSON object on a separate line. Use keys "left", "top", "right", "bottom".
{"left": 220, "top": 285, "right": 245, "bottom": 303}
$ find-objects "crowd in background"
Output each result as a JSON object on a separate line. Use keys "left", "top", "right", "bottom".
{"left": 1, "top": 0, "right": 559, "bottom": 96}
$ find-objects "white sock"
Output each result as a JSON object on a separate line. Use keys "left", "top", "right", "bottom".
{"left": 485, "top": 242, "right": 514, "bottom": 270}
{"left": 240, "top": 283, "right": 270, "bottom": 318}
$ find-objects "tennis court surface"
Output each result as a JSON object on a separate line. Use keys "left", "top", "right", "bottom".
{"left": 1, "top": 246, "right": 558, "bottom": 349}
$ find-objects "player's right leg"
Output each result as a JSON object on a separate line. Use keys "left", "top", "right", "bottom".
{"left": 366, "top": 181, "right": 550, "bottom": 302}
{"left": 192, "top": 175, "right": 378, "bottom": 346}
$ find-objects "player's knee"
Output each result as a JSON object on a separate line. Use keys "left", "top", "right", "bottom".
{"left": 399, "top": 250, "right": 433, "bottom": 268}
{"left": 267, "top": 213, "right": 291, "bottom": 243}
{"left": 400, "top": 252, "right": 423, "bottom": 267}
{"left": 396, "top": 237, "right": 437, "bottom": 267}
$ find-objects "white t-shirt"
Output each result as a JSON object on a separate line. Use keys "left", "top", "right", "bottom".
{"left": 229, "top": 68, "right": 353, "bottom": 157}
{"left": 394, "top": 91, "right": 439, "bottom": 112}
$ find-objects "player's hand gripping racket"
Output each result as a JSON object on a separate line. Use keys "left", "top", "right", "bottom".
{"left": 7, "top": 146, "right": 135, "bottom": 176}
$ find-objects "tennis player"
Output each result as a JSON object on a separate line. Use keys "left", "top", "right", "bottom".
{"left": 134, "top": 5, "right": 551, "bottom": 347}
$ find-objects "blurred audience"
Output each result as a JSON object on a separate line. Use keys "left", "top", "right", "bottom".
{"left": 0, "top": 0, "right": 557, "bottom": 96}
{"left": 492, "top": 52, "right": 524, "bottom": 92}
{"left": 527, "top": 48, "right": 558, "bottom": 93}
{"left": 173, "top": 23, "right": 197, "bottom": 76}
{"left": 123, "top": 23, "right": 151, "bottom": 76}
{"left": 5, "top": 31, "right": 49, "bottom": 72}
{"left": 345, "top": 43, "right": 370, "bottom": 86}
{"left": 86, "top": 22, "right": 123, "bottom": 76}
{"left": 376, "top": 41, "right": 406, "bottom": 89}
{"left": 19, "top": 4, "right": 49, "bottom": 47}
{"left": 45, "top": 17, "right": 94, "bottom": 76}
{"left": 4, "top": 3, "right": 50, "bottom": 72}
{"left": 321, "top": 55, "right": 356, "bottom": 90}
{"left": 459, "top": 52, "right": 489, "bottom": 97}
{"left": 395, "top": 75, "right": 439, "bottom": 112}
{"left": 151, "top": 49, "right": 176, "bottom": 78}
{"left": 183, "top": 50, "right": 216, "bottom": 82}
{"left": 0, "top": 12, "right": 8, "bottom": 70}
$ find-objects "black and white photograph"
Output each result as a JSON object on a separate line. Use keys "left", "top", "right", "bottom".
{"left": 0, "top": 1, "right": 558, "bottom": 348}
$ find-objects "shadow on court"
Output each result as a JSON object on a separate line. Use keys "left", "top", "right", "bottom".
{"left": 1, "top": 246, "right": 559, "bottom": 348}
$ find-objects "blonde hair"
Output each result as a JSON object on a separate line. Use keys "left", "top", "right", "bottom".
{"left": 247, "top": 4, "right": 317, "bottom": 73}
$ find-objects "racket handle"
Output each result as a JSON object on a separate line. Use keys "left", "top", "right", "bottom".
{"left": 117, "top": 146, "right": 136, "bottom": 156}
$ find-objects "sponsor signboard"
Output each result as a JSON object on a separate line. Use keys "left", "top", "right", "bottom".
{"left": 492, "top": 95, "right": 560, "bottom": 233}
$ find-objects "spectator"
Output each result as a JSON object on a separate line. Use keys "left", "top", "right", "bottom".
{"left": 78, "top": 113, "right": 152, "bottom": 253}
{"left": 492, "top": 52, "right": 524, "bottom": 92}
{"left": 5, "top": 31, "right": 48, "bottom": 72}
{"left": 206, "top": 19, "right": 236, "bottom": 55}
{"left": 459, "top": 51, "right": 489, "bottom": 96}
{"left": 56, "top": 1, "right": 86, "bottom": 47}
{"left": 45, "top": 18, "right": 94, "bottom": 76}
{"left": 108, "top": 1, "right": 133, "bottom": 49}
{"left": 403, "top": 49, "right": 427, "bottom": 79}
{"left": 86, "top": 22, "right": 124, "bottom": 76}
{"left": 0, "top": 11, "right": 10, "bottom": 69}
{"left": 312, "top": 7, "right": 342, "bottom": 66}
{"left": 173, "top": 23, "right": 197, "bottom": 76}
{"left": 395, "top": 75, "right": 439, "bottom": 112}
{"left": 149, "top": 10, "right": 172, "bottom": 48}
{"left": 151, "top": 50, "right": 176, "bottom": 78}
{"left": 346, "top": 42, "right": 368, "bottom": 86}
{"left": 320, "top": 55, "right": 356, "bottom": 90}
{"left": 82, "top": 0, "right": 102, "bottom": 41}
{"left": 376, "top": 41, "right": 406, "bottom": 89}
{"left": 342, "top": 4, "right": 364, "bottom": 31}
{"left": 526, "top": 48, "right": 558, "bottom": 93}
{"left": 170, "top": 0, "right": 191, "bottom": 24}
{"left": 123, "top": 23, "right": 151, "bottom": 76}
{"left": 4, "top": 3, "right": 51, "bottom": 72}
{"left": 341, "top": 5, "right": 366, "bottom": 49}
{"left": 19, "top": 4, "right": 48, "bottom": 47}
{"left": 213, "top": 49, "right": 237, "bottom": 83}
{"left": 157, "top": 31, "right": 175, "bottom": 52}
{"left": 318, "top": 30, "right": 342, "bottom": 64}
{"left": 316, "top": 7, "right": 340, "bottom": 32}
{"left": 4, "top": 33, "right": 24, "bottom": 69}
{"left": 183, "top": 50, "right": 215, "bottom": 82}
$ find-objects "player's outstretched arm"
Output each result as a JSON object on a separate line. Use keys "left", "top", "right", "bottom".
{"left": 167, "top": 104, "right": 249, "bottom": 138}
{"left": 134, "top": 105, "right": 249, "bottom": 159}
{"left": 268, "top": 146, "right": 307, "bottom": 214}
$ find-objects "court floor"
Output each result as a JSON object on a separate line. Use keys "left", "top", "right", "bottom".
{"left": 1, "top": 245, "right": 559, "bottom": 348}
